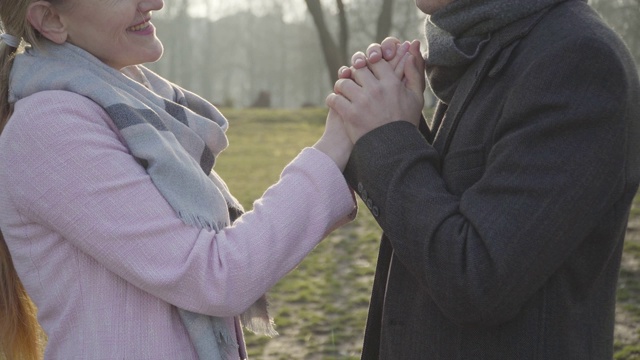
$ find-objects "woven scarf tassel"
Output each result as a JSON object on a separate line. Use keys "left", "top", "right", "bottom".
{"left": 241, "top": 296, "right": 279, "bottom": 337}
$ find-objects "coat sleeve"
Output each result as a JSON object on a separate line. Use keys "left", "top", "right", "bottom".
{"left": 344, "top": 31, "right": 639, "bottom": 325}
{"left": 6, "top": 90, "right": 356, "bottom": 317}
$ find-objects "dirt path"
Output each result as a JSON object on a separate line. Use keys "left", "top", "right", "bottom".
{"left": 615, "top": 212, "right": 640, "bottom": 351}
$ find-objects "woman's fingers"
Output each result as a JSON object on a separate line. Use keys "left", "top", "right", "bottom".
{"left": 338, "top": 66, "right": 352, "bottom": 79}
{"left": 365, "top": 43, "right": 383, "bottom": 64}
{"left": 351, "top": 51, "right": 368, "bottom": 70}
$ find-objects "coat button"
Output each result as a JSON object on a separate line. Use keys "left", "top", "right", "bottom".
{"left": 366, "top": 199, "right": 374, "bottom": 210}
{"left": 358, "top": 182, "right": 364, "bottom": 193}
{"left": 361, "top": 190, "right": 368, "bottom": 201}
{"left": 372, "top": 206, "right": 380, "bottom": 217}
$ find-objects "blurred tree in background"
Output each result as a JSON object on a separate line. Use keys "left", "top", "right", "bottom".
{"left": 590, "top": 0, "right": 639, "bottom": 68}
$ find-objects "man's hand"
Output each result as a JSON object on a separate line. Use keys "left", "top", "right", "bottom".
{"left": 326, "top": 37, "right": 426, "bottom": 144}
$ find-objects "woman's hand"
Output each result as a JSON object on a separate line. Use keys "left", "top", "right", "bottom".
{"left": 313, "top": 109, "right": 353, "bottom": 171}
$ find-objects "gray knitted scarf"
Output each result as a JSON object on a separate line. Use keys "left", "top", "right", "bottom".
{"left": 425, "top": 0, "right": 573, "bottom": 103}
{"left": 9, "top": 41, "right": 277, "bottom": 360}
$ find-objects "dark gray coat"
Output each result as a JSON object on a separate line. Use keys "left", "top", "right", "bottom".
{"left": 344, "top": 1, "right": 640, "bottom": 359}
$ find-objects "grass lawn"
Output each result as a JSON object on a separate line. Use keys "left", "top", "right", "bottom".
{"left": 217, "top": 107, "right": 640, "bottom": 359}
{"left": 216, "top": 107, "right": 379, "bottom": 359}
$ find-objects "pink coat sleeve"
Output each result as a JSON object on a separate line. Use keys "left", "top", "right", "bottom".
{"left": 4, "top": 90, "right": 356, "bottom": 317}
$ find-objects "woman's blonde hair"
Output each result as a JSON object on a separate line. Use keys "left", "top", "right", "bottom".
{"left": 1, "top": 0, "right": 41, "bottom": 127}
{"left": 1, "top": 1, "right": 48, "bottom": 359}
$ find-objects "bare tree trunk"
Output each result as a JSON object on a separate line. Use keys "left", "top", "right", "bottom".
{"left": 622, "top": 0, "right": 640, "bottom": 66}
{"left": 376, "top": 0, "right": 394, "bottom": 43}
{"left": 162, "top": 0, "right": 190, "bottom": 85}
{"left": 337, "top": 0, "right": 349, "bottom": 65}
{"left": 304, "top": 0, "right": 344, "bottom": 85}
{"left": 395, "top": 0, "right": 418, "bottom": 41}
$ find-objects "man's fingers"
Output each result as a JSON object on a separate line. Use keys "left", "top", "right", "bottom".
{"left": 326, "top": 93, "right": 353, "bottom": 120}
{"left": 326, "top": 92, "right": 349, "bottom": 107}
{"left": 388, "top": 41, "right": 411, "bottom": 72}
{"left": 395, "top": 53, "right": 410, "bottom": 79}
{"left": 333, "top": 78, "right": 364, "bottom": 102}
{"left": 350, "top": 64, "right": 381, "bottom": 88}
{"left": 409, "top": 40, "right": 425, "bottom": 73}
{"left": 403, "top": 54, "right": 425, "bottom": 95}
{"left": 380, "top": 37, "right": 402, "bottom": 60}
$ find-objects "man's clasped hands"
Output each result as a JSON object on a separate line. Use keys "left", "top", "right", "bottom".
{"left": 314, "top": 38, "right": 427, "bottom": 170}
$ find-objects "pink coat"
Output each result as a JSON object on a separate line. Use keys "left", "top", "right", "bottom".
{"left": 0, "top": 90, "right": 356, "bottom": 359}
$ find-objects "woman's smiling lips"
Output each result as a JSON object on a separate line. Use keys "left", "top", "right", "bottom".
{"left": 127, "top": 18, "right": 152, "bottom": 33}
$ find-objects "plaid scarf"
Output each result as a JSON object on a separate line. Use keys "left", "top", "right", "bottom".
{"left": 424, "top": 0, "right": 575, "bottom": 103}
{"left": 9, "top": 41, "right": 276, "bottom": 360}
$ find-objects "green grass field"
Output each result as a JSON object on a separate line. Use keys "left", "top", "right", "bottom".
{"left": 216, "top": 108, "right": 379, "bottom": 359}
{"left": 216, "top": 108, "right": 640, "bottom": 359}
